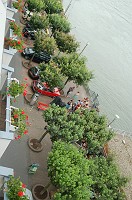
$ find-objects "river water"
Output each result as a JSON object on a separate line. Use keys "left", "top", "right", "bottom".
{"left": 63, "top": 0, "right": 132, "bottom": 136}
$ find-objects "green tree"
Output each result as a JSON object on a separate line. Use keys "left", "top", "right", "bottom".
{"left": 53, "top": 53, "right": 93, "bottom": 85}
{"left": 48, "top": 141, "right": 93, "bottom": 200}
{"left": 82, "top": 109, "right": 114, "bottom": 154}
{"left": 45, "top": 0, "right": 63, "bottom": 14}
{"left": 48, "top": 13, "right": 71, "bottom": 33}
{"left": 41, "top": 104, "right": 86, "bottom": 143}
{"left": 29, "top": 13, "right": 49, "bottom": 30}
{"left": 39, "top": 62, "right": 65, "bottom": 89}
{"left": 89, "top": 156, "right": 127, "bottom": 200}
{"left": 54, "top": 31, "right": 80, "bottom": 53}
{"left": 27, "top": 0, "right": 45, "bottom": 12}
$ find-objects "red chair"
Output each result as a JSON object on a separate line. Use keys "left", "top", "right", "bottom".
{"left": 37, "top": 102, "right": 49, "bottom": 111}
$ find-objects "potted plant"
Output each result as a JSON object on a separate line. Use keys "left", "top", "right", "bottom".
{"left": 44, "top": 0, "right": 63, "bottom": 14}
{"left": 12, "top": 0, "right": 23, "bottom": 12}
{"left": 10, "top": 107, "right": 29, "bottom": 140}
{"left": 4, "top": 37, "right": 24, "bottom": 51}
{"left": 9, "top": 21, "right": 22, "bottom": 37}
{"left": 6, "top": 176, "right": 29, "bottom": 200}
{"left": 7, "top": 78, "right": 26, "bottom": 98}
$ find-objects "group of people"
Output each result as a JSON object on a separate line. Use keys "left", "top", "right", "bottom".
{"left": 65, "top": 87, "right": 91, "bottom": 112}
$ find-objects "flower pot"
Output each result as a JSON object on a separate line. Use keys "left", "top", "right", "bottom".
{"left": 32, "top": 184, "right": 48, "bottom": 200}
{"left": 10, "top": 78, "right": 19, "bottom": 98}
{"left": 9, "top": 106, "right": 19, "bottom": 132}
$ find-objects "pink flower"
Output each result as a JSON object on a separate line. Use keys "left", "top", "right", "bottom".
{"left": 24, "top": 77, "right": 28, "bottom": 81}
{"left": 17, "top": 135, "right": 21, "bottom": 139}
{"left": 23, "top": 90, "right": 27, "bottom": 96}
{"left": 26, "top": 115, "right": 28, "bottom": 120}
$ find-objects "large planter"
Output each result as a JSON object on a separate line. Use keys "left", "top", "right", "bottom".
{"left": 32, "top": 184, "right": 48, "bottom": 200}
{"left": 9, "top": 106, "right": 19, "bottom": 132}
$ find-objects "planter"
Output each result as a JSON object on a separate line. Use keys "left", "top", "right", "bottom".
{"left": 10, "top": 78, "right": 19, "bottom": 98}
{"left": 28, "top": 138, "right": 43, "bottom": 152}
{"left": 32, "top": 184, "right": 48, "bottom": 200}
{"left": 9, "top": 106, "right": 19, "bottom": 132}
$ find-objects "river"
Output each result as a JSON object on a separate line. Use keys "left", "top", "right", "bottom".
{"left": 63, "top": 0, "right": 132, "bottom": 136}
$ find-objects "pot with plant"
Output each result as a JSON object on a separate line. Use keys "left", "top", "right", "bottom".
{"left": 9, "top": 21, "right": 22, "bottom": 38}
{"left": 5, "top": 176, "right": 29, "bottom": 200}
{"left": 4, "top": 37, "right": 24, "bottom": 52}
{"left": 10, "top": 107, "right": 29, "bottom": 139}
{"left": 7, "top": 78, "right": 26, "bottom": 98}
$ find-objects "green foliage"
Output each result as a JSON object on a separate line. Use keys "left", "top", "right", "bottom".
{"left": 53, "top": 53, "right": 93, "bottom": 85}
{"left": 54, "top": 31, "right": 80, "bottom": 53}
{"left": 7, "top": 80, "right": 25, "bottom": 98}
{"left": 34, "top": 31, "right": 57, "bottom": 55}
{"left": 27, "top": 0, "right": 45, "bottom": 12}
{"left": 10, "top": 21, "right": 22, "bottom": 37}
{"left": 29, "top": 13, "right": 49, "bottom": 30}
{"left": 48, "top": 141, "right": 93, "bottom": 200}
{"left": 43, "top": 104, "right": 86, "bottom": 142}
{"left": 82, "top": 109, "right": 114, "bottom": 154}
{"left": 45, "top": 0, "right": 63, "bottom": 14}
{"left": 48, "top": 13, "right": 71, "bottom": 33}
{"left": 39, "top": 62, "right": 64, "bottom": 89}
{"left": 89, "top": 156, "right": 127, "bottom": 199}
{"left": 6, "top": 176, "right": 29, "bottom": 200}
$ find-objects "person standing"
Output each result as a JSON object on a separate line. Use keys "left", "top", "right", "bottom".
{"left": 72, "top": 91, "right": 80, "bottom": 103}
{"left": 66, "top": 86, "right": 75, "bottom": 97}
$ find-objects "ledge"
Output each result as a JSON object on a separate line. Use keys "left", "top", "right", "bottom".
{"left": 0, "top": 131, "right": 14, "bottom": 140}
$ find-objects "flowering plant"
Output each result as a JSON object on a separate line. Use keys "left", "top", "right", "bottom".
{"left": 7, "top": 80, "right": 26, "bottom": 98}
{"left": 4, "top": 37, "right": 24, "bottom": 50}
{"left": 12, "top": 0, "right": 23, "bottom": 12}
{"left": 11, "top": 107, "right": 29, "bottom": 140}
{"left": 10, "top": 21, "right": 22, "bottom": 37}
{"left": 6, "top": 176, "right": 29, "bottom": 200}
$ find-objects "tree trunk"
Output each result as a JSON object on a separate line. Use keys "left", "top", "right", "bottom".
{"left": 38, "top": 130, "right": 48, "bottom": 143}
{"left": 40, "top": 182, "right": 51, "bottom": 195}
{"left": 64, "top": 78, "right": 69, "bottom": 86}
{"left": 28, "top": 53, "right": 35, "bottom": 66}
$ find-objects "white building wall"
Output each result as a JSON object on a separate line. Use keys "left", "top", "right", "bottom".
{"left": 0, "top": 0, "right": 6, "bottom": 88}
{"left": 0, "top": 139, "right": 11, "bottom": 158}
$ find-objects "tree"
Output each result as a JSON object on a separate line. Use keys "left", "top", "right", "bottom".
{"left": 48, "top": 141, "right": 93, "bottom": 200}
{"left": 27, "top": 0, "right": 45, "bottom": 13}
{"left": 42, "top": 104, "right": 86, "bottom": 142}
{"left": 53, "top": 53, "right": 93, "bottom": 85}
{"left": 29, "top": 13, "right": 49, "bottom": 30}
{"left": 48, "top": 13, "right": 71, "bottom": 34}
{"left": 45, "top": 0, "right": 63, "bottom": 14}
{"left": 89, "top": 156, "right": 127, "bottom": 199}
{"left": 54, "top": 31, "right": 80, "bottom": 53}
{"left": 82, "top": 109, "right": 114, "bottom": 154}
{"left": 39, "top": 62, "right": 65, "bottom": 89}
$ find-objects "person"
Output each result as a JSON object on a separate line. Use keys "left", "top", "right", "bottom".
{"left": 72, "top": 92, "right": 80, "bottom": 103}
{"left": 66, "top": 99, "right": 73, "bottom": 110}
{"left": 66, "top": 86, "right": 75, "bottom": 97}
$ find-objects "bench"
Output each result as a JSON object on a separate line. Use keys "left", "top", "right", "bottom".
{"left": 37, "top": 102, "right": 49, "bottom": 111}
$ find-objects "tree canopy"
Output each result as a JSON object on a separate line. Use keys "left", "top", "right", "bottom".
{"left": 45, "top": 0, "right": 63, "bottom": 14}
{"left": 48, "top": 14, "right": 71, "bottom": 33}
{"left": 27, "top": 0, "right": 45, "bottom": 12}
{"left": 43, "top": 104, "right": 86, "bottom": 142}
{"left": 29, "top": 13, "right": 49, "bottom": 30}
{"left": 39, "top": 62, "right": 64, "bottom": 89}
{"left": 54, "top": 31, "right": 80, "bottom": 53}
{"left": 48, "top": 141, "right": 93, "bottom": 200}
{"left": 89, "top": 156, "right": 127, "bottom": 199}
{"left": 34, "top": 31, "right": 57, "bottom": 55}
{"left": 53, "top": 53, "right": 93, "bottom": 85}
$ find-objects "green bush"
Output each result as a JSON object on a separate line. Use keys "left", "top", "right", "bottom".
{"left": 45, "top": 0, "right": 63, "bottom": 14}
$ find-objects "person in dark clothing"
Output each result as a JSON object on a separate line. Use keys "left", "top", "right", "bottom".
{"left": 66, "top": 86, "right": 75, "bottom": 97}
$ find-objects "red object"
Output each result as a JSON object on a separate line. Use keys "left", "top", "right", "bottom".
{"left": 32, "top": 80, "right": 61, "bottom": 97}
{"left": 21, "top": 111, "right": 25, "bottom": 115}
{"left": 26, "top": 115, "right": 28, "bottom": 120}
{"left": 23, "top": 90, "right": 27, "bottom": 96}
{"left": 37, "top": 102, "right": 49, "bottom": 111}
{"left": 14, "top": 114, "right": 18, "bottom": 118}
{"left": 17, "top": 40, "right": 21, "bottom": 44}
{"left": 24, "top": 130, "right": 28, "bottom": 134}
{"left": 22, "top": 183, "right": 26, "bottom": 188}
{"left": 18, "top": 191, "right": 24, "bottom": 197}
